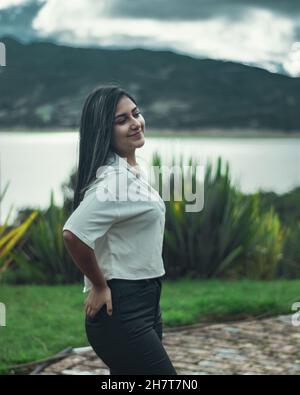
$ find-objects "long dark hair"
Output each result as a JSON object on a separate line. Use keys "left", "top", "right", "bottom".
{"left": 73, "top": 84, "right": 137, "bottom": 211}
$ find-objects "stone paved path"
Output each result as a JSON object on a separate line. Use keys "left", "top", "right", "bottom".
{"left": 37, "top": 315, "right": 300, "bottom": 375}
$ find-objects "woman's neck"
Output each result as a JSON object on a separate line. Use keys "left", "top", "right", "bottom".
{"left": 127, "top": 156, "right": 137, "bottom": 167}
{"left": 116, "top": 150, "right": 137, "bottom": 167}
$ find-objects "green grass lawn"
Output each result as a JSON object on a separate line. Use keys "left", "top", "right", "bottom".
{"left": 0, "top": 279, "right": 300, "bottom": 374}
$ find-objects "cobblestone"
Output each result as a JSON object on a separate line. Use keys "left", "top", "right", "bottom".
{"left": 38, "top": 314, "right": 300, "bottom": 375}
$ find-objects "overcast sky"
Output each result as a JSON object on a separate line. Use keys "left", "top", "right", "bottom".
{"left": 0, "top": 0, "right": 300, "bottom": 77}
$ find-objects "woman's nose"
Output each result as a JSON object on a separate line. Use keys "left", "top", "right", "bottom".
{"left": 129, "top": 117, "right": 141, "bottom": 129}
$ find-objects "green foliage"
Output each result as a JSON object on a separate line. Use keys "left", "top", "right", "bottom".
{"left": 2, "top": 191, "right": 81, "bottom": 285}
{"left": 257, "top": 187, "right": 300, "bottom": 226}
{"left": 156, "top": 154, "right": 284, "bottom": 279}
{"left": 232, "top": 206, "right": 284, "bottom": 279}
{"left": 0, "top": 182, "right": 39, "bottom": 278}
{"left": 279, "top": 222, "right": 300, "bottom": 278}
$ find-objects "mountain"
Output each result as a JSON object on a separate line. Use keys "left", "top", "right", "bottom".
{"left": 0, "top": 36, "right": 299, "bottom": 131}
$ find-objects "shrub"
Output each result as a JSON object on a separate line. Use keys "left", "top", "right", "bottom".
{"left": 158, "top": 154, "right": 284, "bottom": 280}
{"left": 278, "top": 222, "right": 300, "bottom": 278}
{"left": 2, "top": 191, "right": 81, "bottom": 284}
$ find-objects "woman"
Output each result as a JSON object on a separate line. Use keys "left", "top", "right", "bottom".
{"left": 62, "top": 85, "right": 177, "bottom": 375}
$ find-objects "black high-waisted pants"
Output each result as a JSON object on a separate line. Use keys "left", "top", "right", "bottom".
{"left": 85, "top": 277, "right": 177, "bottom": 375}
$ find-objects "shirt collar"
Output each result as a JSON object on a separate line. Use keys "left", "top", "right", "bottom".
{"left": 105, "top": 151, "right": 142, "bottom": 178}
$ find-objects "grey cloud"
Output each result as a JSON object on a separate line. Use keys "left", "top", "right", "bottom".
{"left": 1, "top": 0, "right": 298, "bottom": 37}
{"left": 106, "top": 0, "right": 300, "bottom": 20}
{"left": 105, "top": 0, "right": 250, "bottom": 21}
{"left": 246, "top": 0, "right": 300, "bottom": 16}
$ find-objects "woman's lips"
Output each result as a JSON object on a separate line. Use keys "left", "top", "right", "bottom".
{"left": 129, "top": 131, "right": 142, "bottom": 139}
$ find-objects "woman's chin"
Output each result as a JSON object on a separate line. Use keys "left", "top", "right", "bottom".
{"left": 134, "top": 136, "right": 145, "bottom": 148}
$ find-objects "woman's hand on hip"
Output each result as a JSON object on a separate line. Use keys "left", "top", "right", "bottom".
{"left": 84, "top": 285, "right": 113, "bottom": 317}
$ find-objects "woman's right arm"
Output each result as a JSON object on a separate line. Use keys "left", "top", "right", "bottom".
{"left": 63, "top": 230, "right": 113, "bottom": 317}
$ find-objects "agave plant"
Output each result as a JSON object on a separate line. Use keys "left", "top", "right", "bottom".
{"left": 0, "top": 181, "right": 39, "bottom": 277}
{"left": 10, "top": 190, "right": 81, "bottom": 284}
{"left": 153, "top": 153, "right": 284, "bottom": 280}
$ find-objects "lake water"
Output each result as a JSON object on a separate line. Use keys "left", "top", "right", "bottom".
{"left": 0, "top": 132, "right": 300, "bottom": 224}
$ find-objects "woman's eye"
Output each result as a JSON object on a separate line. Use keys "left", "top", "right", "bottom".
{"left": 118, "top": 112, "right": 141, "bottom": 125}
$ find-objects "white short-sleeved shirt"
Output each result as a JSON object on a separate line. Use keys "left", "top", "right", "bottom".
{"left": 62, "top": 151, "right": 166, "bottom": 292}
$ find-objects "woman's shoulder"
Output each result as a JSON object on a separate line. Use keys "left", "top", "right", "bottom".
{"left": 83, "top": 168, "right": 125, "bottom": 201}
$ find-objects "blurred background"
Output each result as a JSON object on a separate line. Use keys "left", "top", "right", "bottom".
{"left": 0, "top": 0, "right": 300, "bottom": 222}
{"left": 0, "top": 0, "right": 300, "bottom": 375}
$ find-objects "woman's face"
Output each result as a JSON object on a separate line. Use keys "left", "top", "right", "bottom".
{"left": 112, "top": 95, "right": 145, "bottom": 157}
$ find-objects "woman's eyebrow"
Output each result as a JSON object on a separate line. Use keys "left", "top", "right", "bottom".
{"left": 115, "top": 106, "right": 138, "bottom": 119}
